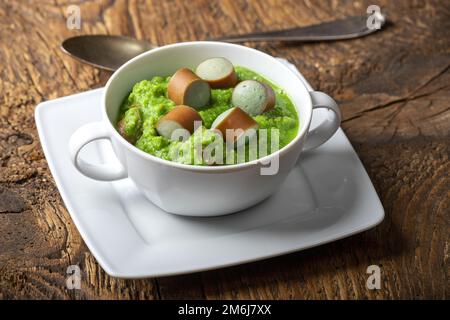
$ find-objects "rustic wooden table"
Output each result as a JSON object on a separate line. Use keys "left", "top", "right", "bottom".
{"left": 0, "top": 0, "right": 448, "bottom": 299}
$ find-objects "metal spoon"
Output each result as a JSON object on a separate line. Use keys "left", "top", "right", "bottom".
{"left": 61, "top": 14, "right": 386, "bottom": 72}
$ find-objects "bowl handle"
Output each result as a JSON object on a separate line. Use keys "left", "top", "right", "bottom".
{"left": 303, "top": 91, "right": 342, "bottom": 151}
{"left": 69, "top": 121, "right": 127, "bottom": 181}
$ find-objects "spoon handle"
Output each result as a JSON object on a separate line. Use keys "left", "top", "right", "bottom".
{"left": 213, "top": 15, "right": 385, "bottom": 43}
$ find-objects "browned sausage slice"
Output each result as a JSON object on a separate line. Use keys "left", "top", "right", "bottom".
{"left": 156, "top": 105, "right": 203, "bottom": 140}
{"left": 168, "top": 68, "right": 211, "bottom": 109}
{"left": 211, "top": 107, "right": 258, "bottom": 146}
{"left": 195, "top": 57, "right": 238, "bottom": 88}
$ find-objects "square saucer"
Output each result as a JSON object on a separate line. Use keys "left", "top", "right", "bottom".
{"left": 35, "top": 61, "right": 384, "bottom": 278}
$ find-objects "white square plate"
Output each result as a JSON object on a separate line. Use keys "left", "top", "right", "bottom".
{"left": 35, "top": 60, "right": 384, "bottom": 278}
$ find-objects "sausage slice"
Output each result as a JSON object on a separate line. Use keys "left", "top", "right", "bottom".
{"left": 156, "top": 105, "right": 202, "bottom": 140}
{"left": 195, "top": 57, "right": 238, "bottom": 88}
{"left": 231, "top": 80, "right": 276, "bottom": 116}
{"left": 168, "top": 68, "right": 211, "bottom": 109}
{"left": 211, "top": 107, "right": 258, "bottom": 146}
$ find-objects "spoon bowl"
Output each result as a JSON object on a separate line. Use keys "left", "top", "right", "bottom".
{"left": 61, "top": 35, "right": 154, "bottom": 71}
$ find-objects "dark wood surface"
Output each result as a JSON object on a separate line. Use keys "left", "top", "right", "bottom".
{"left": 0, "top": 0, "right": 448, "bottom": 299}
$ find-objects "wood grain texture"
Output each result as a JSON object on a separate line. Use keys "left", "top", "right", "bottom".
{"left": 0, "top": 0, "right": 448, "bottom": 299}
